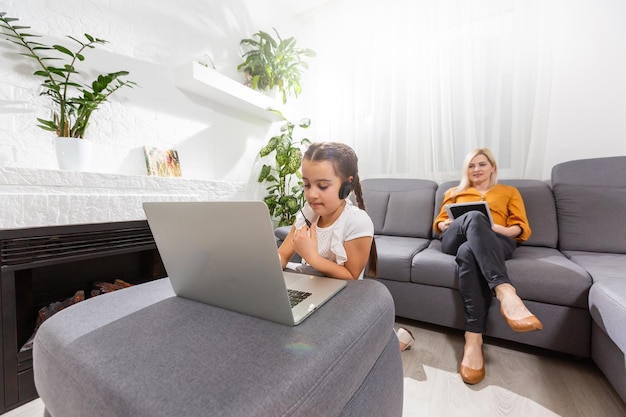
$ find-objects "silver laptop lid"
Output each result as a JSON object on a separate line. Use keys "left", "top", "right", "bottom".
{"left": 143, "top": 201, "right": 296, "bottom": 325}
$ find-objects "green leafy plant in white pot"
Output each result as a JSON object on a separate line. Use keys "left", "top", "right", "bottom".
{"left": 237, "top": 28, "right": 315, "bottom": 104}
{"left": 258, "top": 110, "right": 312, "bottom": 227}
{"left": 0, "top": 12, "right": 136, "bottom": 170}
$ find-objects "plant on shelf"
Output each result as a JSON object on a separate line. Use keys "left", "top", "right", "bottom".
{"left": 237, "top": 28, "right": 315, "bottom": 104}
{"left": 258, "top": 110, "right": 312, "bottom": 227}
{"left": 0, "top": 12, "right": 136, "bottom": 138}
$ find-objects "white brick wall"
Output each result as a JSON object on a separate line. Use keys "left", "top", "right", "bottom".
{"left": 0, "top": 167, "right": 246, "bottom": 229}
{"left": 0, "top": 0, "right": 297, "bottom": 228}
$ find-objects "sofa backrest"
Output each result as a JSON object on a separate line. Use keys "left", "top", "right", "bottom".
{"left": 552, "top": 156, "right": 626, "bottom": 253}
{"left": 435, "top": 179, "right": 558, "bottom": 248}
{"left": 361, "top": 178, "right": 438, "bottom": 238}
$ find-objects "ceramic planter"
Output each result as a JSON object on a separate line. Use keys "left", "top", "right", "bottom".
{"left": 54, "top": 137, "right": 93, "bottom": 171}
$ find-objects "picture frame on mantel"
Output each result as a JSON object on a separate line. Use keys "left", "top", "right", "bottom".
{"left": 144, "top": 146, "right": 182, "bottom": 177}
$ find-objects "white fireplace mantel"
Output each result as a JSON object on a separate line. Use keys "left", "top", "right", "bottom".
{"left": 0, "top": 168, "right": 247, "bottom": 229}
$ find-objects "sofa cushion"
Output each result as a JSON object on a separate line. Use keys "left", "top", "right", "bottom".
{"left": 275, "top": 225, "right": 291, "bottom": 241}
{"left": 410, "top": 240, "right": 458, "bottom": 289}
{"left": 435, "top": 179, "right": 558, "bottom": 248}
{"left": 589, "top": 278, "right": 626, "bottom": 354}
{"left": 434, "top": 180, "right": 456, "bottom": 216}
{"left": 551, "top": 155, "right": 626, "bottom": 188}
{"left": 562, "top": 251, "right": 626, "bottom": 283}
{"left": 552, "top": 156, "right": 626, "bottom": 253}
{"left": 411, "top": 241, "right": 591, "bottom": 308}
{"left": 553, "top": 186, "right": 626, "bottom": 253}
{"left": 362, "top": 178, "right": 437, "bottom": 238}
{"left": 504, "top": 246, "right": 591, "bottom": 308}
{"left": 500, "top": 179, "right": 558, "bottom": 248}
{"left": 371, "top": 235, "right": 430, "bottom": 282}
{"left": 361, "top": 189, "right": 389, "bottom": 233}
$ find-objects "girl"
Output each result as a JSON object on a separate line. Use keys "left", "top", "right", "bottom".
{"left": 278, "top": 142, "right": 415, "bottom": 350}
{"left": 433, "top": 148, "right": 542, "bottom": 384}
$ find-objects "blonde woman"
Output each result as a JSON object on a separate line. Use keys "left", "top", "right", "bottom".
{"left": 433, "top": 148, "right": 542, "bottom": 384}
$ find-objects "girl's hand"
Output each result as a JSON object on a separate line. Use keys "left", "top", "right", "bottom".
{"left": 293, "top": 223, "right": 318, "bottom": 262}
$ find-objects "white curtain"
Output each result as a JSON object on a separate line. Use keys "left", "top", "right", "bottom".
{"left": 296, "top": 0, "right": 554, "bottom": 181}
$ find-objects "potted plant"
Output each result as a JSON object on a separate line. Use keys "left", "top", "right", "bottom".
{"left": 237, "top": 28, "right": 315, "bottom": 104}
{"left": 0, "top": 12, "right": 136, "bottom": 170}
{"left": 258, "top": 110, "right": 312, "bottom": 227}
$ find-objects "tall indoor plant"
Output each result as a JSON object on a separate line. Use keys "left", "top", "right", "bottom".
{"left": 0, "top": 12, "right": 136, "bottom": 141}
{"left": 237, "top": 28, "right": 315, "bottom": 104}
{"left": 258, "top": 110, "right": 312, "bottom": 227}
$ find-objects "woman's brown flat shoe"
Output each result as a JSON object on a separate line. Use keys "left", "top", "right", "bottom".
{"left": 459, "top": 348, "right": 485, "bottom": 385}
{"left": 500, "top": 305, "right": 543, "bottom": 332}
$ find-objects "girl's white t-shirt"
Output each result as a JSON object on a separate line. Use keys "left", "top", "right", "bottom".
{"left": 291, "top": 199, "right": 374, "bottom": 278}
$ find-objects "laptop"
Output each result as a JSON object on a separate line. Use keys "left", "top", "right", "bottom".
{"left": 142, "top": 201, "right": 346, "bottom": 326}
{"left": 445, "top": 201, "right": 494, "bottom": 225}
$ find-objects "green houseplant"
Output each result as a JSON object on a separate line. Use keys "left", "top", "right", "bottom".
{"left": 0, "top": 12, "right": 136, "bottom": 139}
{"left": 258, "top": 110, "right": 312, "bottom": 227}
{"left": 237, "top": 28, "right": 315, "bottom": 104}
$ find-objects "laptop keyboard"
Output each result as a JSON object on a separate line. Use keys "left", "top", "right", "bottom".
{"left": 288, "top": 289, "right": 312, "bottom": 307}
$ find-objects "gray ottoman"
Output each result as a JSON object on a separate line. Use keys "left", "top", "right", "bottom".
{"left": 34, "top": 278, "right": 403, "bottom": 417}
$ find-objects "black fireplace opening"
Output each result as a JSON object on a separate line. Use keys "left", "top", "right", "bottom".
{"left": 15, "top": 250, "right": 163, "bottom": 355}
{"left": 1, "top": 220, "right": 167, "bottom": 413}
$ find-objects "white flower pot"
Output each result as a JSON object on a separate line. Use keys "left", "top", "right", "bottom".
{"left": 54, "top": 137, "right": 93, "bottom": 171}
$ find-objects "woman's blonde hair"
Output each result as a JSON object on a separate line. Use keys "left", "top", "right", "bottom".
{"left": 450, "top": 148, "right": 498, "bottom": 197}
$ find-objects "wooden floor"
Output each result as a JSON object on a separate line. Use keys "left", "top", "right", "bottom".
{"left": 3, "top": 319, "right": 626, "bottom": 417}
{"left": 397, "top": 319, "right": 626, "bottom": 417}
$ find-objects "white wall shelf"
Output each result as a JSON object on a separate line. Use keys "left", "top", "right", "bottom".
{"left": 173, "top": 61, "right": 284, "bottom": 122}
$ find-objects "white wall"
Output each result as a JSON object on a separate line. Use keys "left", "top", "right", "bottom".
{"left": 544, "top": 0, "right": 626, "bottom": 178}
{"left": 2, "top": 0, "right": 624, "bottom": 186}
{"left": 0, "top": 0, "right": 300, "bottom": 183}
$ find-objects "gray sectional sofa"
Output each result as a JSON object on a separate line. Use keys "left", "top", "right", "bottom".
{"left": 551, "top": 156, "right": 626, "bottom": 403}
{"left": 276, "top": 155, "right": 626, "bottom": 403}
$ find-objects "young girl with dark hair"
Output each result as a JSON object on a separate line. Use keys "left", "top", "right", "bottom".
{"left": 278, "top": 141, "right": 414, "bottom": 350}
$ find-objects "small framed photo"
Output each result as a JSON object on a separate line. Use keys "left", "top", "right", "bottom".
{"left": 144, "top": 146, "right": 182, "bottom": 177}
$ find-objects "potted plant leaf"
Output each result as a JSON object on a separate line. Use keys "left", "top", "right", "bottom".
{"left": 237, "top": 28, "right": 315, "bottom": 104}
{"left": 0, "top": 12, "right": 136, "bottom": 170}
{"left": 258, "top": 110, "right": 312, "bottom": 227}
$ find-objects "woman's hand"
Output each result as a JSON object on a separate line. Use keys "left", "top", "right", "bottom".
{"left": 439, "top": 219, "right": 453, "bottom": 233}
{"left": 492, "top": 224, "right": 522, "bottom": 238}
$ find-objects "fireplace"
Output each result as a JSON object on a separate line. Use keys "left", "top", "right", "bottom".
{"left": 0, "top": 220, "right": 166, "bottom": 413}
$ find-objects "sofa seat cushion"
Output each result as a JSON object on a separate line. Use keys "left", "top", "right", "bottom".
{"left": 34, "top": 278, "right": 400, "bottom": 417}
{"left": 505, "top": 246, "right": 591, "bottom": 308}
{"left": 371, "top": 235, "right": 430, "bottom": 282}
{"left": 410, "top": 241, "right": 591, "bottom": 308}
{"left": 589, "top": 278, "right": 626, "bottom": 353}
{"left": 410, "top": 240, "right": 458, "bottom": 288}
{"left": 562, "top": 251, "right": 626, "bottom": 283}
